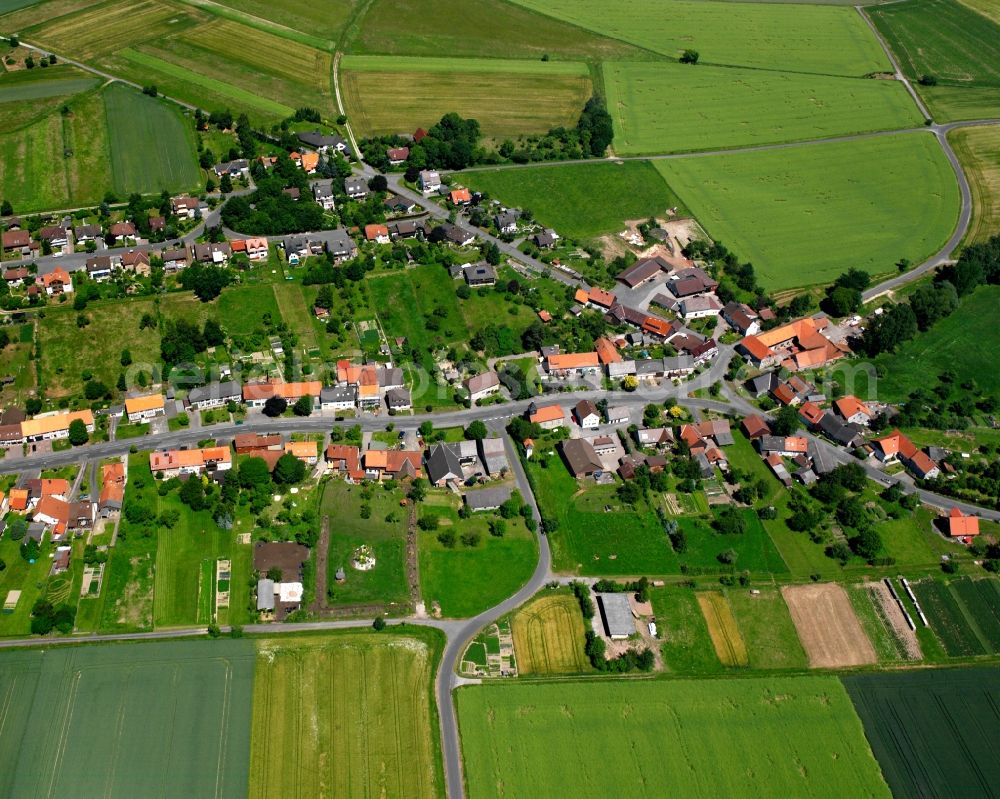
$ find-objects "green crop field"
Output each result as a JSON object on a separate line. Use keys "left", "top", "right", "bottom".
{"left": 869, "top": 0, "right": 1000, "bottom": 120}
{"left": 871, "top": 285, "right": 1000, "bottom": 400}
{"left": 210, "top": 0, "right": 359, "bottom": 42}
{"left": 249, "top": 632, "right": 443, "bottom": 799}
{"left": 0, "top": 640, "right": 253, "bottom": 799}
{"left": 959, "top": 0, "right": 1000, "bottom": 23}
{"left": 104, "top": 82, "right": 200, "bottom": 195}
{"left": 656, "top": 132, "right": 960, "bottom": 290}
{"left": 322, "top": 480, "right": 410, "bottom": 607}
{"left": 418, "top": 494, "right": 537, "bottom": 617}
{"left": 0, "top": 0, "right": 44, "bottom": 11}
{"left": 844, "top": 668, "right": 1000, "bottom": 798}
{"left": 348, "top": 0, "right": 649, "bottom": 61}
{"left": 0, "top": 66, "right": 99, "bottom": 131}
{"left": 950, "top": 576, "right": 1000, "bottom": 650}
{"left": 912, "top": 578, "right": 987, "bottom": 656}
{"left": 458, "top": 677, "right": 889, "bottom": 798}
{"left": 341, "top": 56, "right": 591, "bottom": 139}
{"left": 0, "top": 0, "right": 103, "bottom": 30}
{"left": 950, "top": 124, "right": 1000, "bottom": 245}
{"left": 604, "top": 61, "right": 922, "bottom": 155}
{"left": 508, "top": 0, "right": 890, "bottom": 75}
{"left": 464, "top": 161, "right": 684, "bottom": 239}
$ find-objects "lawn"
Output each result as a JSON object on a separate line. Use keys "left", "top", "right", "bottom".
{"left": 341, "top": 55, "right": 592, "bottom": 139}
{"left": 656, "top": 132, "right": 961, "bottom": 290}
{"left": 869, "top": 0, "right": 1000, "bottom": 121}
{"left": 0, "top": 535, "right": 56, "bottom": 636}
{"left": 458, "top": 677, "right": 890, "bottom": 798}
{"left": 726, "top": 586, "right": 808, "bottom": 670}
{"left": 673, "top": 507, "right": 789, "bottom": 575}
{"left": 950, "top": 124, "right": 1000, "bottom": 245}
{"left": 347, "top": 0, "right": 649, "bottom": 61}
{"left": 0, "top": 640, "right": 253, "bottom": 799}
{"left": 508, "top": 0, "right": 890, "bottom": 75}
{"left": 322, "top": 480, "right": 410, "bottom": 608}
{"left": 648, "top": 584, "right": 723, "bottom": 674}
{"left": 418, "top": 493, "right": 537, "bottom": 617}
{"left": 38, "top": 298, "right": 160, "bottom": 400}
{"left": 464, "top": 160, "right": 684, "bottom": 239}
{"left": 871, "top": 285, "right": 1000, "bottom": 400}
{"left": 510, "top": 591, "right": 590, "bottom": 674}
{"left": 103, "top": 81, "right": 200, "bottom": 195}
{"left": 217, "top": 282, "right": 281, "bottom": 337}
{"left": 248, "top": 631, "right": 443, "bottom": 799}
{"left": 844, "top": 668, "right": 1000, "bottom": 798}
{"left": 604, "top": 61, "right": 922, "bottom": 155}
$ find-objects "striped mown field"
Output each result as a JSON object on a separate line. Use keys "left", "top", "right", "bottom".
{"left": 511, "top": 592, "right": 590, "bottom": 674}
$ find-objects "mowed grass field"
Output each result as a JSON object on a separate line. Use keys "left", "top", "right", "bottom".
{"left": 458, "top": 677, "right": 890, "bottom": 799}
{"left": 656, "top": 132, "right": 961, "bottom": 290}
{"left": 0, "top": 65, "right": 98, "bottom": 130}
{"left": 341, "top": 56, "right": 591, "bottom": 139}
{"left": 249, "top": 633, "right": 442, "bottom": 799}
{"left": 871, "top": 285, "right": 1000, "bottom": 400}
{"left": 950, "top": 123, "right": 1000, "bottom": 244}
{"left": 869, "top": 0, "right": 1000, "bottom": 120}
{"left": 508, "top": 0, "right": 890, "bottom": 75}
{"left": 464, "top": 160, "right": 685, "bottom": 239}
{"left": 211, "top": 0, "right": 359, "bottom": 42}
{"left": 604, "top": 61, "right": 922, "bottom": 154}
{"left": 510, "top": 591, "right": 590, "bottom": 674}
{"left": 844, "top": 668, "right": 1000, "bottom": 798}
{"left": 347, "top": 0, "right": 649, "bottom": 61}
{"left": 0, "top": 641, "right": 254, "bottom": 799}
{"left": 104, "top": 82, "right": 200, "bottom": 194}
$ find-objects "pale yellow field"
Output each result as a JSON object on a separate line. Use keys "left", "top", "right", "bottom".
{"left": 950, "top": 123, "right": 1000, "bottom": 245}
{"left": 512, "top": 593, "right": 589, "bottom": 674}
{"left": 697, "top": 591, "right": 749, "bottom": 667}
{"left": 342, "top": 67, "right": 591, "bottom": 139}
{"left": 249, "top": 634, "right": 440, "bottom": 799}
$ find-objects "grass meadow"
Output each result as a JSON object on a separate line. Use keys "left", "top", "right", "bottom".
{"left": 871, "top": 285, "right": 1000, "bottom": 400}
{"left": 656, "top": 132, "right": 960, "bottom": 290}
{"left": 649, "top": 585, "right": 724, "bottom": 674}
{"left": 604, "top": 61, "right": 922, "bottom": 155}
{"left": 0, "top": 65, "right": 97, "bottom": 130}
{"left": 950, "top": 123, "right": 1000, "bottom": 245}
{"left": 210, "top": 0, "right": 359, "bottom": 43}
{"left": 508, "top": 0, "right": 890, "bottom": 74}
{"left": 510, "top": 591, "right": 590, "bottom": 674}
{"left": 341, "top": 56, "right": 592, "bottom": 139}
{"left": 418, "top": 492, "right": 538, "bottom": 617}
{"left": 104, "top": 82, "right": 200, "bottom": 195}
{"left": 870, "top": 0, "right": 1000, "bottom": 121}
{"left": 0, "top": 640, "right": 254, "bottom": 799}
{"left": 458, "top": 677, "right": 890, "bottom": 798}
{"left": 347, "top": 0, "right": 649, "bottom": 61}
{"left": 249, "top": 631, "right": 443, "bottom": 799}
{"left": 464, "top": 160, "right": 684, "bottom": 239}
{"left": 844, "top": 668, "right": 1000, "bottom": 799}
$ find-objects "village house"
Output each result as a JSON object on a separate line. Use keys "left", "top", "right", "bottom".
{"left": 834, "top": 395, "right": 874, "bottom": 426}
{"left": 285, "top": 440, "right": 319, "bottom": 465}
{"left": 872, "top": 430, "right": 940, "bottom": 480}
{"left": 73, "top": 223, "right": 101, "bottom": 243}
{"left": 616, "top": 256, "right": 669, "bottom": 288}
{"left": 574, "top": 399, "right": 601, "bottom": 429}
{"left": 32, "top": 496, "right": 95, "bottom": 539}
{"left": 38, "top": 268, "right": 73, "bottom": 295}
{"left": 364, "top": 224, "right": 390, "bottom": 244}
{"left": 162, "top": 248, "right": 189, "bottom": 271}
{"left": 297, "top": 131, "right": 351, "bottom": 156}
{"left": 124, "top": 393, "right": 165, "bottom": 423}
{"left": 321, "top": 384, "right": 357, "bottom": 411}
{"left": 533, "top": 229, "right": 559, "bottom": 249}
{"left": 312, "top": 181, "right": 336, "bottom": 210}
{"left": 39, "top": 225, "right": 70, "bottom": 249}
{"left": 234, "top": 432, "right": 283, "bottom": 456}
{"left": 321, "top": 228, "right": 358, "bottom": 261}
{"left": 325, "top": 444, "right": 364, "bottom": 481}
{"left": 193, "top": 242, "right": 231, "bottom": 264}
{"left": 528, "top": 403, "right": 566, "bottom": 430}
{"left": 464, "top": 485, "right": 513, "bottom": 512}
{"left": 171, "top": 196, "right": 200, "bottom": 219}
{"left": 385, "top": 387, "right": 412, "bottom": 411}
{"left": 674, "top": 294, "right": 723, "bottom": 320}
{"left": 21, "top": 410, "right": 94, "bottom": 443}
{"left": 439, "top": 223, "right": 476, "bottom": 247}
{"left": 544, "top": 352, "right": 600, "bottom": 380}
{"left": 364, "top": 449, "right": 422, "bottom": 481}
{"left": 605, "top": 405, "right": 630, "bottom": 425}
{"left": 560, "top": 438, "right": 602, "bottom": 478}
{"left": 214, "top": 159, "right": 250, "bottom": 178}
{"left": 465, "top": 371, "right": 500, "bottom": 404}
{"left": 945, "top": 507, "right": 979, "bottom": 541}
{"left": 738, "top": 315, "right": 848, "bottom": 372}
{"left": 85, "top": 256, "right": 115, "bottom": 281}
{"left": 149, "top": 446, "right": 232, "bottom": 478}
{"left": 419, "top": 170, "right": 441, "bottom": 194}
{"left": 244, "top": 237, "right": 269, "bottom": 261}
{"left": 463, "top": 262, "right": 496, "bottom": 287}
{"left": 186, "top": 380, "right": 242, "bottom": 410}
{"left": 722, "top": 302, "right": 760, "bottom": 336}
{"left": 449, "top": 187, "right": 472, "bottom": 206}
{"left": 636, "top": 427, "right": 674, "bottom": 448}
{"left": 243, "top": 380, "right": 322, "bottom": 409}
{"left": 664, "top": 266, "right": 718, "bottom": 298}
{"left": 1, "top": 228, "right": 33, "bottom": 256}
{"left": 817, "top": 413, "right": 864, "bottom": 449}
{"left": 757, "top": 435, "right": 809, "bottom": 458}
{"left": 98, "top": 461, "right": 126, "bottom": 518}
{"left": 384, "top": 194, "right": 416, "bottom": 214}
{"left": 109, "top": 221, "right": 136, "bottom": 243}
{"left": 477, "top": 437, "right": 509, "bottom": 476}
{"left": 740, "top": 414, "right": 771, "bottom": 440}
{"left": 344, "top": 176, "right": 369, "bottom": 199}
{"left": 494, "top": 211, "right": 518, "bottom": 235}
{"left": 3, "top": 266, "right": 28, "bottom": 286}
{"left": 387, "top": 146, "right": 410, "bottom": 165}
{"left": 121, "top": 250, "right": 151, "bottom": 276}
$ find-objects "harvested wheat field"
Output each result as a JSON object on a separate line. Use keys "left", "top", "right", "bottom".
{"left": 511, "top": 592, "right": 589, "bottom": 674}
{"left": 697, "top": 591, "right": 748, "bottom": 667}
{"left": 782, "top": 583, "right": 876, "bottom": 668}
